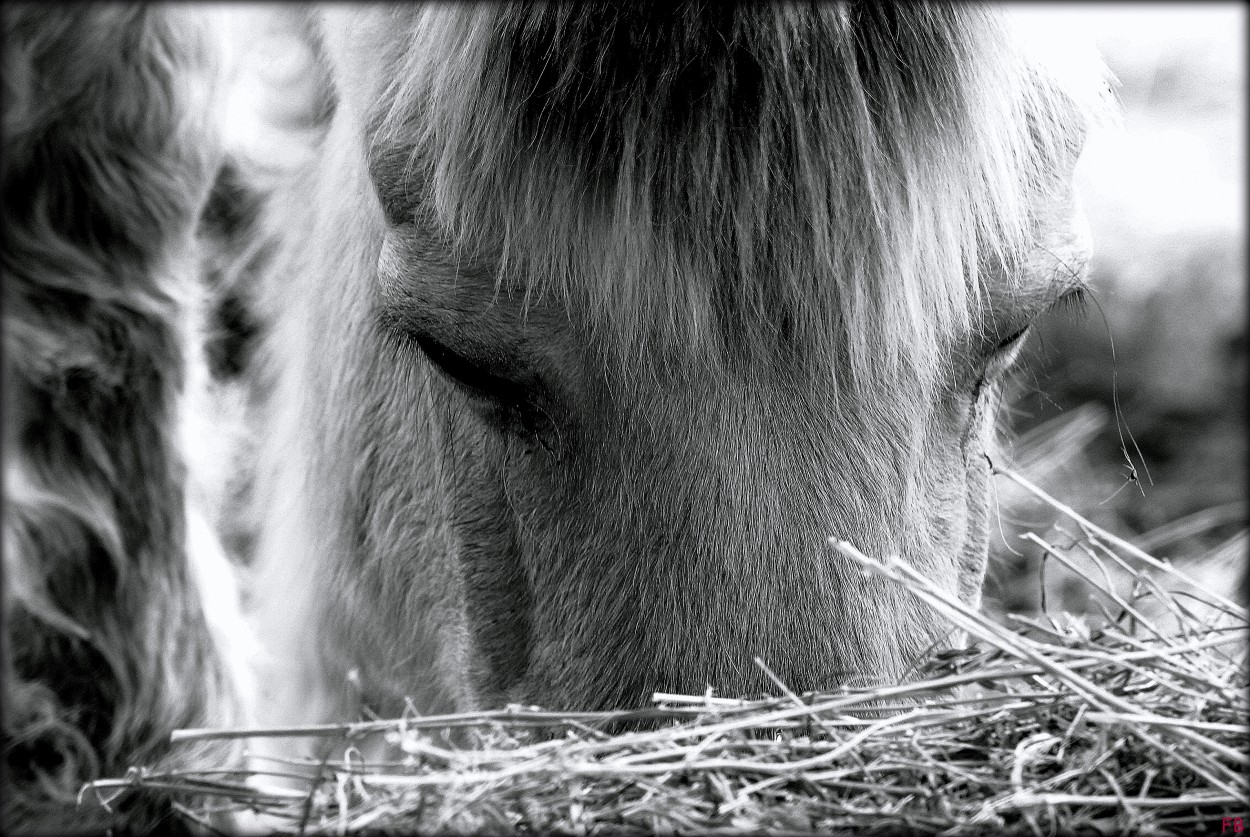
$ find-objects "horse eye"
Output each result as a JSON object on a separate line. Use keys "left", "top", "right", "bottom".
{"left": 994, "top": 327, "right": 1029, "bottom": 353}
{"left": 410, "top": 331, "right": 560, "bottom": 449}
{"left": 974, "top": 324, "right": 1030, "bottom": 396}
{"left": 989, "top": 287, "right": 1089, "bottom": 357}
{"left": 411, "top": 332, "right": 529, "bottom": 407}
{"left": 976, "top": 286, "right": 1089, "bottom": 392}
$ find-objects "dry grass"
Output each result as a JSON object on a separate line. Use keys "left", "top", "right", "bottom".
{"left": 82, "top": 467, "right": 1247, "bottom": 835}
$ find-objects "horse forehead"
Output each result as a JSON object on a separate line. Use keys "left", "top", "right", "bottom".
{"left": 343, "top": 3, "right": 1105, "bottom": 384}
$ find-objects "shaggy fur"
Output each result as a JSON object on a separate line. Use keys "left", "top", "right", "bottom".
{"left": 2, "top": 7, "right": 247, "bottom": 832}
{"left": 371, "top": 4, "right": 1103, "bottom": 390}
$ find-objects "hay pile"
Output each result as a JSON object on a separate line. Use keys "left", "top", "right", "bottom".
{"left": 84, "top": 468, "right": 1247, "bottom": 834}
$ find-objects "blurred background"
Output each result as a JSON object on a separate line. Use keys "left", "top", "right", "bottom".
{"left": 985, "top": 5, "right": 1246, "bottom": 621}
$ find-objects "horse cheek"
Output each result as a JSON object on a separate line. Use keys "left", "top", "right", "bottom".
{"left": 440, "top": 411, "right": 538, "bottom": 704}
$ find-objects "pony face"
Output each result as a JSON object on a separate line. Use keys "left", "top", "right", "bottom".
{"left": 358, "top": 178, "right": 1092, "bottom": 715}
{"left": 246, "top": 4, "right": 1106, "bottom": 720}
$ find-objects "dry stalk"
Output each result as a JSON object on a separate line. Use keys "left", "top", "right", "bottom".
{"left": 82, "top": 471, "right": 1246, "bottom": 834}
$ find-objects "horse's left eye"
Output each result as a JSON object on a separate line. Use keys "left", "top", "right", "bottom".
{"left": 410, "top": 331, "right": 560, "bottom": 448}
{"left": 411, "top": 333, "right": 528, "bottom": 405}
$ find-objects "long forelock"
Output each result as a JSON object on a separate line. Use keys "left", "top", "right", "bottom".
{"left": 371, "top": 3, "right": 1109, "bottom": 394}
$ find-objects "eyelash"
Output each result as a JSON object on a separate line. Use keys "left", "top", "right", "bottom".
{"left": 1052, "top": 286, "right": 1091, "bottom": 317}
{"left": 975, "top": 286, "right": 1090, "bottom": 396}
{"left": 993, "top": 287, "right": 1090, "bottom": 351}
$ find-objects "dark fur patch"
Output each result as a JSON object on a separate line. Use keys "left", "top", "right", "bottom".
{"left": 199, "top": 160, "right": 266, "bottom": 380}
